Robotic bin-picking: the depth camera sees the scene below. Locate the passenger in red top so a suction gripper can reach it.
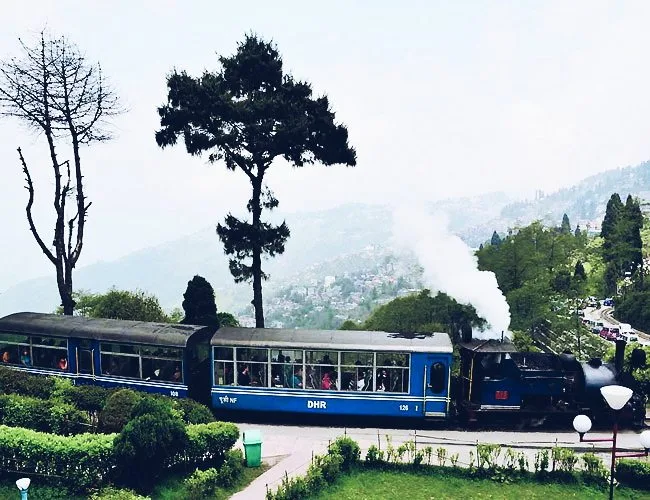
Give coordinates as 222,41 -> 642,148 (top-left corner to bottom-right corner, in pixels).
321,371 -> 332,390
57,357 -> 68,371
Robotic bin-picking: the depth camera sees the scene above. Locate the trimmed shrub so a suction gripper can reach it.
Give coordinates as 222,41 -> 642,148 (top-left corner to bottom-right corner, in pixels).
616,459 -> 650,490
113,406 -> 188,488
60,384 -> 114,413
184,467 -> 219,498
0,394 -> 51,431
216,448 -> 245,487
172,397 -> 215,424
0,425 -> 115,491
180,421 -> 240,469
49,401 -> 91,435
0,366 -> 56,399
330,436 -> 360,471
99,389 -> 142,433
89,486 -> 151,500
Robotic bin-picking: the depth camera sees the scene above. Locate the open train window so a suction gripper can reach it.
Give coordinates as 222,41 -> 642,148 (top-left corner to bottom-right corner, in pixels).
429,362 -> 446,394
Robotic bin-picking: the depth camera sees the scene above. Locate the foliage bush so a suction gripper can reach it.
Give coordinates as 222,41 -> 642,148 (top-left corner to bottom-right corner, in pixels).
183,449 -> 244,497
113,405 -> 188,488
89,486 -> 151,500
0,425 -> 115,491
172,397 -> 215,424
178,421 -> 240,469
99,389 -> 142,433
59,383 -> 114,413
329,436 -> 360,471
616,458 -> 650,490
0,394 -> 89,435
0,366 -> 56,399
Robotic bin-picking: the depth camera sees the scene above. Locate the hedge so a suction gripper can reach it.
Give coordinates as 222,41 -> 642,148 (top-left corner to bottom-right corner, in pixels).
0,425 -> 115,491
177,421 -> 240,469
0,394 -> 90,435
0,366 -> 56,399
616,459 -> 650,490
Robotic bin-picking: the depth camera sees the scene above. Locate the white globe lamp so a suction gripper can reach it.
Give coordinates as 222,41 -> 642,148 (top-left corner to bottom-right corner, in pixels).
573,414 -> 592,435
15,478 -> 30,491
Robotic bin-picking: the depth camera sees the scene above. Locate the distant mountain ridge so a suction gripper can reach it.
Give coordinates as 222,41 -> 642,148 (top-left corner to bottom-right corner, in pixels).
2,160 -> 650,317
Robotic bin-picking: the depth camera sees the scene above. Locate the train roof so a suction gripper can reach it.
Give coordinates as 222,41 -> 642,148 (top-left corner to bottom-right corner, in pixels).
211,327 -> 453,353
0,312 -> 212,348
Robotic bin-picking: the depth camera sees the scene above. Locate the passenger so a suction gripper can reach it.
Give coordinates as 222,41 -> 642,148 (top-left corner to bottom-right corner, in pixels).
224,364 -> 234,385
330,371 -> 339,390
321,371 -> 333,390
322,354 -> 333,365
1,351 -> 10,363
377,370 -> 388,392
356,370 -> 366,391
291,368 -> 303,389
239,365 -> 251,386
172,366 -> 182,382
282,357 -> 293,387
306,366 -> 317,389
20,349 -> 31,367
57,356 -> 68,371
273,374 -> 283,387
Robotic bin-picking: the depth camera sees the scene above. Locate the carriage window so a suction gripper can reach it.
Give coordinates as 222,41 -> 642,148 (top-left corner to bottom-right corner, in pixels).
31,336 -> 68,370
271,349 -> 303,389
377,353 -> 410,393
430,362 -> 447,394
305,350 -> 338,390
214,347 -> 235,386
100,343 -> 140,378
236,348 -> 268,387
141,345 -> 183,383
341,351 -> 373,392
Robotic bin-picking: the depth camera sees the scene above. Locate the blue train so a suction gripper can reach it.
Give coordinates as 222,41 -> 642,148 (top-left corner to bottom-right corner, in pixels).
0,312 -> 644,425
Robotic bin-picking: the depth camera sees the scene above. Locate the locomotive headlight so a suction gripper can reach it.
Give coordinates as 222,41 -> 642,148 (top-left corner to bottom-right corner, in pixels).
640,430 -> 650,450
572,414 -> 592,435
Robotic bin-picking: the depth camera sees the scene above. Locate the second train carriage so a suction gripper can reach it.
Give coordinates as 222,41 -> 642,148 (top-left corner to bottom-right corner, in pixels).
210,327 -> 454,418
0,312 -> 214,399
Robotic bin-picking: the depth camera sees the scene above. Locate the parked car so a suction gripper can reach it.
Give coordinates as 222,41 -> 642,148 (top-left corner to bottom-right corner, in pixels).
620,332 -> 639,343
603,298 -> 615,307
600,327 -> 617,341
610,327 -> 620,339
592,321 -> 604,334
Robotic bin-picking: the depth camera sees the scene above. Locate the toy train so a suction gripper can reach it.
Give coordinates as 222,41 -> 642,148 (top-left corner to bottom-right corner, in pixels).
0,312 -> 645,426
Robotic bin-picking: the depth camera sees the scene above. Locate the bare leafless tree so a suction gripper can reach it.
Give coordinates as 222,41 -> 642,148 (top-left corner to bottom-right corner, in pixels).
0,31 -> 122,315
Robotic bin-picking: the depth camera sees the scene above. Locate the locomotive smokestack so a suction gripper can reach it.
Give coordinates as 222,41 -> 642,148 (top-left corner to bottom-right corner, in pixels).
615,339 -> 627,374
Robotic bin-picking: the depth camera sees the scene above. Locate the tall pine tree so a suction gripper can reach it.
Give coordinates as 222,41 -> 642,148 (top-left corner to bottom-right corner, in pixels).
560,213 -> 571,235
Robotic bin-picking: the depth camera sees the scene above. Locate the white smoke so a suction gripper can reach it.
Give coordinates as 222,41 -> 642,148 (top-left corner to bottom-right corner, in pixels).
391,205 -> 511,340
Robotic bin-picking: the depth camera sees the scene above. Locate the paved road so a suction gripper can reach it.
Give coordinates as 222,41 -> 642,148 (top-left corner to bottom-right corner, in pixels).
589,305 -> 650,346
230,422 -> 649,499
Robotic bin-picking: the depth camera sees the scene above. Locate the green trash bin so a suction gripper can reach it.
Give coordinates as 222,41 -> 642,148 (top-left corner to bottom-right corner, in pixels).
243,429 -> 262,467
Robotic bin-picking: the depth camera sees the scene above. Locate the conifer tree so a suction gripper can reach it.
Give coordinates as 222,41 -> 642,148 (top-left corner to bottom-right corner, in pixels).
181,275 -> 219,327
491,231 -> 502,246
560,213 -> 571,235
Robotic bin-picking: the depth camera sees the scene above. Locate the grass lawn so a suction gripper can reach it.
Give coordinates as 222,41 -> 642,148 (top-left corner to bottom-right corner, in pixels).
309,469 -> 650,500
151,463 -> 270,500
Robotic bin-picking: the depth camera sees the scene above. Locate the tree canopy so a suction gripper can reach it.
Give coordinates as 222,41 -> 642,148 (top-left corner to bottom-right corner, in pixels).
155,34 -> 356,327
349,290 -> 485,344
57,289 -> 170,322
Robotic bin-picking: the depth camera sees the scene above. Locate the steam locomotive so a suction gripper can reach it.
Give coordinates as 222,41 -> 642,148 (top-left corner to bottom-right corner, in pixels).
0,312 -> 645,427
457,336 -> 647,427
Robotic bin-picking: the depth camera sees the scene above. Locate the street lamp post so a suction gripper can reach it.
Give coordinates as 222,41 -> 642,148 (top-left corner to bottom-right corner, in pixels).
15,478 -> 30,500
572,385 -> 650,500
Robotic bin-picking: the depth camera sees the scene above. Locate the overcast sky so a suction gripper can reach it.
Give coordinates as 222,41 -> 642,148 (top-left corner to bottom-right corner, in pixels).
2,1 -> 650,292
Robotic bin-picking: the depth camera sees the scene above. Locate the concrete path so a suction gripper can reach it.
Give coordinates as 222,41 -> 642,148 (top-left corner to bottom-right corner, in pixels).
229,423 -> 650,499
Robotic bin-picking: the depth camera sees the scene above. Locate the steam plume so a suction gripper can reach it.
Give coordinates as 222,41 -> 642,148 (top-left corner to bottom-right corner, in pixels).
391,205 -> 511,339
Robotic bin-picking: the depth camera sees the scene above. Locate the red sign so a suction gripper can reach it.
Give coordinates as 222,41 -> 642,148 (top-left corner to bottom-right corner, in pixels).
495,390 -> 509,400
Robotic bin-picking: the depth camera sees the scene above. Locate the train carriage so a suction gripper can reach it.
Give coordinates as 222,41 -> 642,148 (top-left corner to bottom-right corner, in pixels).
0,312 -> 213,399
210,327 -> 454,419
